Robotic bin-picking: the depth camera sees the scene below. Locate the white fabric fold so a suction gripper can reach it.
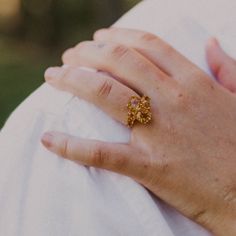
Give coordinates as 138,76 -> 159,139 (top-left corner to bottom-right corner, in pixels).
1,0 -> 236,235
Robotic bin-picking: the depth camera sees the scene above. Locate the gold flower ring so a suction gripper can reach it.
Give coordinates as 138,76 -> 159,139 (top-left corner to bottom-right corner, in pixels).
127,96 -> 152,128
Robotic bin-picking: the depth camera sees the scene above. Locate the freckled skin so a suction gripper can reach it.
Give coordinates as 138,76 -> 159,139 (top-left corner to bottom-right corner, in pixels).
44,28 -> 236,235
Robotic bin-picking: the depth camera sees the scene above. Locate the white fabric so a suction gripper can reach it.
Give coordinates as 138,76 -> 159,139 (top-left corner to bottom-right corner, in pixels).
0,0 -> 236,235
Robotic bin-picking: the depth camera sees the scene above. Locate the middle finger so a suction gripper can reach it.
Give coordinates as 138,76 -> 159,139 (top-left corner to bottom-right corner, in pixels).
62,41 -> 176,97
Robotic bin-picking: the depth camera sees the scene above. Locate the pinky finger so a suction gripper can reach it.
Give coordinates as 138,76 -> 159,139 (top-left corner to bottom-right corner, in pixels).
41,132 -> 146,178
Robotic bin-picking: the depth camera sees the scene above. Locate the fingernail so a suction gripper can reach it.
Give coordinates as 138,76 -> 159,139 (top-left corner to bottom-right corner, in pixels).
41,132 -> 54,148
44,67 -> 63,81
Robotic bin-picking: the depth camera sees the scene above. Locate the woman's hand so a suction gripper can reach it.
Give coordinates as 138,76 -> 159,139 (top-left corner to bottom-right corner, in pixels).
42,28 -> 236,235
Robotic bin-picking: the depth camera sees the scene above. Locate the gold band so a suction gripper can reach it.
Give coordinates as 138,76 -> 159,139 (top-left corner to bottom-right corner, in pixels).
127,96 -> 152,128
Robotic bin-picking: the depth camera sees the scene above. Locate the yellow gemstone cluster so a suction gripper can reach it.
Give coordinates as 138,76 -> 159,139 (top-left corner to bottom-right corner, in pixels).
127,96 -> 152,128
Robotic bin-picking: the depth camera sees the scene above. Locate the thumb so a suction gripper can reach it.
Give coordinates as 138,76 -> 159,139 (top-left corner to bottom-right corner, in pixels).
206,38 -> 236,93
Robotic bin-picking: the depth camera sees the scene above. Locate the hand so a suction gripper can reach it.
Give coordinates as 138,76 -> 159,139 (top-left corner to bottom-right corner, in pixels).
42,28 -> 236,235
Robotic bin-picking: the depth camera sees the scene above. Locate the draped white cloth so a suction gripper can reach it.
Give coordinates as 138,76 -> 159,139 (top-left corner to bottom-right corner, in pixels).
1,0 -> 236,235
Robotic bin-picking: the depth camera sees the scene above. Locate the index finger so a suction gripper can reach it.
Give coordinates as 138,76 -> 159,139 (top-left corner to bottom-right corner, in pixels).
41,132 -> 149,180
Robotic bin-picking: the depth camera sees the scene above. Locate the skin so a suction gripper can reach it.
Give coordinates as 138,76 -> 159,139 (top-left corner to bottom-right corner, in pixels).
41,28 -> 236,235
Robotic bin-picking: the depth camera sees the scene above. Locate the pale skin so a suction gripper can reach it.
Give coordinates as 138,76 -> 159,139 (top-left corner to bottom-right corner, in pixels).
41,28 -> 236,235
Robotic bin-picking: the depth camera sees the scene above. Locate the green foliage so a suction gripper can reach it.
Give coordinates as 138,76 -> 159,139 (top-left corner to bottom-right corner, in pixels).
0,63 -> 46,127
0,0 -> 141,128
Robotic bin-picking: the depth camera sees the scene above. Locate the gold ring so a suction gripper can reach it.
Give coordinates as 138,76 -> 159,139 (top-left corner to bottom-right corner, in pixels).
127,96 -> 152,128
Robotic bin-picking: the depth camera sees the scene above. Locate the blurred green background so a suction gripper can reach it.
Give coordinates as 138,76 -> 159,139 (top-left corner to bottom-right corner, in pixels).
0,0 -> 141,128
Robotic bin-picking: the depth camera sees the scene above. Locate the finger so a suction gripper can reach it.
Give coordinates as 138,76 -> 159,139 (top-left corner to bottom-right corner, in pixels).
93,27 -> 197,79
62,40 -> 175,96
41,131 -> 147,179
206,38 -> 236,93
45,66 -> 139,125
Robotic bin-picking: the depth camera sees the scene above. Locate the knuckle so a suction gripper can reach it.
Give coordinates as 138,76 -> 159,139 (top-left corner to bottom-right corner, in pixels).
140,32 -> 157,42
90,144 -> 109,167
139,32 -> 175,58
190,209 -> 208,225
223,186 -> 236,205
134,58 -> 150,73
109,44 -> 130,60
146,154 -> 170,187
60,138 -> 70,159
185,72 -> 215,93
183,70 -> 206,85
96,80 -> 113,98
161,44 -> 175,57
190,76 -> 203,87
110,155 -> 127,171
60,67 -> 76,85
